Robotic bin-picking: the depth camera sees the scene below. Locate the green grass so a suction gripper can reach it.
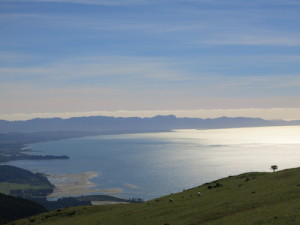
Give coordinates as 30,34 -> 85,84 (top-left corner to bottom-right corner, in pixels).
8,167 -> 300,225
0,182 -> 53,195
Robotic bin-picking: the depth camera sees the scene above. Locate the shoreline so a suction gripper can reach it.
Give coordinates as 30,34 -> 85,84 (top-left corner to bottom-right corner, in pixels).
46,171 -> 122,199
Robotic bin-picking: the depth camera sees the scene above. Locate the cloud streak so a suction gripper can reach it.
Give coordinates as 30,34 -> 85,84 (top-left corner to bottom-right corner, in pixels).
0,56 -> 188,87
1,0 -> 300,117
3,0 -> 300,6
195,34 -> 300,46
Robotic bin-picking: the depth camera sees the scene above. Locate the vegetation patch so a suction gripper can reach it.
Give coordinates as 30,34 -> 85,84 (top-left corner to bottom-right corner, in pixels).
0,165 -> 53,198
0,182 -> 51,195
0,193 -> 46,224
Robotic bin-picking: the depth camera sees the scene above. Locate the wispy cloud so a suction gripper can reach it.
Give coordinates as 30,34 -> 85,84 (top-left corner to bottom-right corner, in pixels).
1,0 -> 299,115
215,75 -> 300,93
0,0 -> 213,6
0,55 -> 189,86
178,0 -> 300,6
190,33 -> 300,46
3,0 -> 300,6
0,52 -> 36,65
164,24 -> 207,33
2,1 -> 298,46
0,11 -> 206,35
1,53 -> 299,91
0,0 -> 145,6
271,78 -> 300,88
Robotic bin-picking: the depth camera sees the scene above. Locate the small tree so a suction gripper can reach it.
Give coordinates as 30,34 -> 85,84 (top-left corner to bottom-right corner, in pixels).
271,165 -> 278,172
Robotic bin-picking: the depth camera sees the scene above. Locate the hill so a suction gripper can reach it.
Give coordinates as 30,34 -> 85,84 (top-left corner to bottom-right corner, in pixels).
1,115 -> 299,133
0,165 -> 53,198
0,193 -> 47,224
8,167 -> 300,225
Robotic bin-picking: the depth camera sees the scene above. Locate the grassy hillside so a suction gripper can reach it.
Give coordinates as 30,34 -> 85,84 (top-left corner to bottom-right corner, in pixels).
8,167 -> 300,225
0,165 -> 53,198
0,193 -> 47,224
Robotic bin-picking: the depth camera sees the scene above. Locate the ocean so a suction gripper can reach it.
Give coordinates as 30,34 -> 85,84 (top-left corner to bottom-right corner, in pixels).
5,126 -> 300,200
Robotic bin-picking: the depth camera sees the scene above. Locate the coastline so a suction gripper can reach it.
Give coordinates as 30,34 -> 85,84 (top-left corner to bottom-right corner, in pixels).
0,165 -> 131,208
0,131 -> 141,205
46,171 -> 122,198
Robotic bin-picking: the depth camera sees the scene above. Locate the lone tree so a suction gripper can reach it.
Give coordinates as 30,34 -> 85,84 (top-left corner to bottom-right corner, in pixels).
271,165 -> 278,172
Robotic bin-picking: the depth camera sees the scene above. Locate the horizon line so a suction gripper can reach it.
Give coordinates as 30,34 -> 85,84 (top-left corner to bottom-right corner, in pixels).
1,108 -> 300,121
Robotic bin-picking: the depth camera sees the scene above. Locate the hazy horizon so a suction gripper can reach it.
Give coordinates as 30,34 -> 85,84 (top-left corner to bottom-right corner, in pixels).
1,108 -> 300,121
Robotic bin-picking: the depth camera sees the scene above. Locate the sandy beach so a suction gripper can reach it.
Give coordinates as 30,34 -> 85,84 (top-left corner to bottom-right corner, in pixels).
46,171 -> 121,198
91,201 -> 129,205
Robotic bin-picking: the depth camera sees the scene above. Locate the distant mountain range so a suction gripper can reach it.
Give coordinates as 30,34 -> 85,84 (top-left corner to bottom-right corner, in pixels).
0,115 -> 299,133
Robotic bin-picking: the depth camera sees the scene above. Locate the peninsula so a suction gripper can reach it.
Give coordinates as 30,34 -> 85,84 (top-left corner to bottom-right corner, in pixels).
0,131 -> 98,163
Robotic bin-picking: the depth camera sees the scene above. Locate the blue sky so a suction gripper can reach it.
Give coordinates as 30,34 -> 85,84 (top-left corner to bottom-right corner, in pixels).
1,0 -> 300,120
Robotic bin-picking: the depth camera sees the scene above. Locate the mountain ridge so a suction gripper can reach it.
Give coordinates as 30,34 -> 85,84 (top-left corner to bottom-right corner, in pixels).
1,115 -> 299,133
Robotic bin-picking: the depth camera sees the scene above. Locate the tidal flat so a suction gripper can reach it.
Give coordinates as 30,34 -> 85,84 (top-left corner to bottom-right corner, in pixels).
47,172 -> 122,198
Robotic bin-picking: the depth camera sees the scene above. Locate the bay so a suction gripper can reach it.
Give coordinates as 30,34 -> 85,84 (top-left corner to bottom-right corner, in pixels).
5,126 -> 300,200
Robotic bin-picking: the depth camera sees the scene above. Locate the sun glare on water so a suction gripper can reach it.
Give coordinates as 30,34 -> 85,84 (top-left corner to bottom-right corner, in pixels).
171,126 -> 300,145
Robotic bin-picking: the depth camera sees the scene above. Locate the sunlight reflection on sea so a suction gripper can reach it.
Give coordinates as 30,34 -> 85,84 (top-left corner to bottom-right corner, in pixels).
5,126 -> 300,200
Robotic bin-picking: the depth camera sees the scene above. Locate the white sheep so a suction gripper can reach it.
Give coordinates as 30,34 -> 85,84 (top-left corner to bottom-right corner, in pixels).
197,191 -> 202,197
169,198 -> 174,203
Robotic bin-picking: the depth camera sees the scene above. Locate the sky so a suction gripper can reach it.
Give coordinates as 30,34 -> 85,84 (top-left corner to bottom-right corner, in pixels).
1,0 -> 300,121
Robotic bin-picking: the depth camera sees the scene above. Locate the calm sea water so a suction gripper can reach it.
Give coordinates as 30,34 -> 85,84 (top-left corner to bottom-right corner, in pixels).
5,126 -> 300,200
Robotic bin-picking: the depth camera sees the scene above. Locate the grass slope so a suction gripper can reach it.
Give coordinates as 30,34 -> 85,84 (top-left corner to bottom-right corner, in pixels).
0,193 -> 47,224
9,167 -> 300,225
0,165 -> 53,198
